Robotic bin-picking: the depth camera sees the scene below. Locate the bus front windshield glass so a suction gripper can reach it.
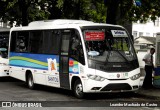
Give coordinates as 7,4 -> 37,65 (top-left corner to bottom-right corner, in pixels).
82,27 -> 137,63
0,32 -> 9,58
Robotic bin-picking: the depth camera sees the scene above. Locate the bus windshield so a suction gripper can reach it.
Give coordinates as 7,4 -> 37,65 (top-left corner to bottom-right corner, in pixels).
0,31 -> 9,58
82,27 -> 137,63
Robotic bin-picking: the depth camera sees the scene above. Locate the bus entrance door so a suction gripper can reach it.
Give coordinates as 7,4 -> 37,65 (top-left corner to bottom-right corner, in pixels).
59,30 -> 71,89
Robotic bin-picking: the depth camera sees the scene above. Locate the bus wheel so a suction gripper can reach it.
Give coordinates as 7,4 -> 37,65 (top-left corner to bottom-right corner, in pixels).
27,73 -> 35,89
73,79 -> 84,98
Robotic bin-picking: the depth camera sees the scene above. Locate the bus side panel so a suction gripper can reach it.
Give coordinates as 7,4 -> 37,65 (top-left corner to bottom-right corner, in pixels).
9,66 -> 26,81
9,52 -> 83,89
34,72 -> 47,85
9,52 -> 61,87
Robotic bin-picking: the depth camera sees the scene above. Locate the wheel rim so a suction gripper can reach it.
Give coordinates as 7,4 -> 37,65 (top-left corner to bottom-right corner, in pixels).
75,83 -> 83,97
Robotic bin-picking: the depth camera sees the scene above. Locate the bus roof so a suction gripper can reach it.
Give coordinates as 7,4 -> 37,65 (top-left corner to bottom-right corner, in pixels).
11,19 -> 124,31
28,19 -> 94,26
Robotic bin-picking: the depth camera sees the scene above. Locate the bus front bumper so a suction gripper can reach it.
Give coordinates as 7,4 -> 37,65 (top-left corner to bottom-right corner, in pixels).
82,78 -> 140,93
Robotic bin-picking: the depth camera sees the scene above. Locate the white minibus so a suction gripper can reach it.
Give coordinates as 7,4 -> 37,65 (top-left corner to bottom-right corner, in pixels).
9,20 -> 140,98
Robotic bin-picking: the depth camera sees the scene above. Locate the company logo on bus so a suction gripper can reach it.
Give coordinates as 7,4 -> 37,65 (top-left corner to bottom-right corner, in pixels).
117,74 -> 120,78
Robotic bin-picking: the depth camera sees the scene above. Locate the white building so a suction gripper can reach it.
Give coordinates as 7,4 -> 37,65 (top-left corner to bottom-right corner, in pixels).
132,18 -> 160,38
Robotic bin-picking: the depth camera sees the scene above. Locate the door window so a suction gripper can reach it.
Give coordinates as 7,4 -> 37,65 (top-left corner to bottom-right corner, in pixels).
61,30 -> 70,55
70,31 -> 85,65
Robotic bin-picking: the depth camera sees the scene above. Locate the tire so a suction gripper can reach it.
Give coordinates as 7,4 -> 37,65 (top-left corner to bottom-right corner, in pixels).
73,79 -> 84,99
27,73 -> 35,89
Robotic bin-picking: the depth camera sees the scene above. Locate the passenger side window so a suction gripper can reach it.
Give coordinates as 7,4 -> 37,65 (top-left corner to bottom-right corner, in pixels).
16,31 -> 29,52
43,30 -> 61,54
29,31 -> 43,53
70,31 -> 85,65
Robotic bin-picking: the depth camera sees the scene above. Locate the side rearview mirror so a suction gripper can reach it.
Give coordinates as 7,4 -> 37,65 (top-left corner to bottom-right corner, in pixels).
0,48 -> 7,51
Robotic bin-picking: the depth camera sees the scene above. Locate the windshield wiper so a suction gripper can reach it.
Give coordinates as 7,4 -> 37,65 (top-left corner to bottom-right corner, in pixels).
105,40 -> 112,63
105,51 -> 111,63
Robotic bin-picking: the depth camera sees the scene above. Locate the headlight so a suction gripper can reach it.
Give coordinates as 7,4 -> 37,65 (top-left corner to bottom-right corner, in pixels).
130,73 -> 141,80
87,74 -> 105,81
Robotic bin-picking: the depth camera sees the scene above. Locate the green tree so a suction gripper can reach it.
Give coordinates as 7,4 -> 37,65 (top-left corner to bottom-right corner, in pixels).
0,0 -> 49,26
47,0 -> 62,19
59,0 -> 106,22
104,0 -> 160,25
104,0 -> 134,25
1,0 -> 160,26
130,0 -> 160,23
0,0 -> 10,23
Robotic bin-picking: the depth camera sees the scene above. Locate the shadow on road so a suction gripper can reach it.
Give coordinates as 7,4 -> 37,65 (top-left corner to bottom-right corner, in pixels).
0,77 -> 155,100
0,77 -> 21,82
18,83 -> 148,100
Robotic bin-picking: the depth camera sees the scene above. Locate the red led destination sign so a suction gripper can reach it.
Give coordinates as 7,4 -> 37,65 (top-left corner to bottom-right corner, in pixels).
85,31 -> 105,41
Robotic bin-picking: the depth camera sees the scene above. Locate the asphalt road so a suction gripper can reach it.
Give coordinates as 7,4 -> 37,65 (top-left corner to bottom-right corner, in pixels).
0,77 -> 159,110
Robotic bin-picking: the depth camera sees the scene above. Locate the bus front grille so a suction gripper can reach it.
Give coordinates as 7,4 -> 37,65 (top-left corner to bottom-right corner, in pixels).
101,83 -> 132,91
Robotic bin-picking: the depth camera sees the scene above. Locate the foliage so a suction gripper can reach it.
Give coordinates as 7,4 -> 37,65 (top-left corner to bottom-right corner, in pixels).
0,0 -> 50,26
128,0 -> 160,23
0,0 -> 160,26
105,0 -> 160,24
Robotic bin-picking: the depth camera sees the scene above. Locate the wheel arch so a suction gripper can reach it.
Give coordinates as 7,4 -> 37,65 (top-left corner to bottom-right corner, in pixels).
71,76 -> 81,90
